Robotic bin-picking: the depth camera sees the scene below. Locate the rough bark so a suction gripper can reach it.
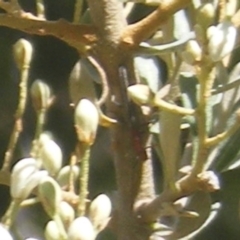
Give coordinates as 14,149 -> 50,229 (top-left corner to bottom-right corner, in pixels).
87,1 -> 154,239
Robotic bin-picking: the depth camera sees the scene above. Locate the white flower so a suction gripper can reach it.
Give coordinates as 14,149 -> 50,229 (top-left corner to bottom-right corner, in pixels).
207,20 -> 237,62
11,158 -> 38,199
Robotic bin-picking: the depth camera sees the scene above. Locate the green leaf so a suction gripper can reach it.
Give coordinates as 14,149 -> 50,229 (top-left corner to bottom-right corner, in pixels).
179,72 -> 198,135
173,9 -> 191,40
213,126 -> 240,172
134,56 -> 162,93
68,59 -> 97,105
136,32 -> 195,56
212,62 -> 240,132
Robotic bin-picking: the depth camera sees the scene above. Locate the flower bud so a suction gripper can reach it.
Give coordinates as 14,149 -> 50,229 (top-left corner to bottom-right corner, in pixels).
88,194 -> 111,230
182,40 -> 202,65
31,80 -> 53,111
21,170 -> 48,200
127,84 -> 153,105
207,20 -> 237,62
13,38 -> 33,70
74,99 -> 99,145
11,158 -> 38,199
68,217 -> 95,240
59,201 -> 75,228
45,220 -> 61,240
69,60 -> 97,105
38,176 -> 62,218
196,3 -> 215,29
36,2 -> 45,19
0,224 -> 13,240
57,165 -> 80,187
39,137 -> 62,176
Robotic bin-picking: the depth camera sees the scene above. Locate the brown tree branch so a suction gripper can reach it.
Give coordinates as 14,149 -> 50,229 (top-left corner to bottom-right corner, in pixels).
135,172 -> 219,223
87,1 -> 155,238
121,0 -> 191,47
0,14 -> 97,52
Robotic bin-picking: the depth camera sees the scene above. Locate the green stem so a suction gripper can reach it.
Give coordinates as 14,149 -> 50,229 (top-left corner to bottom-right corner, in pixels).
30,108 -> 46,158
78,145 -> 90,216
191,64 -> 215,175
21,197 -> 40,207
35,108 -> 46,139
73,0 -> 83,23
2,66 -> 29,171
1,199 -> 21,229
69,154 -> 77,193
206,120 -> 240,147
154,98 -> 195,115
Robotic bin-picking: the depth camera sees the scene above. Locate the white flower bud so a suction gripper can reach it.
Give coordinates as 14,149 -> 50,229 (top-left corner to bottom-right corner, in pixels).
57,165 -> 80,187
182,40 -> 202,64
74,99 -> 99,145
0,224 -> 13,240
88,194 -> 111,230
207,20 -> 237,62
45,220 -> 61,240
69,60 -> 97,105
39,137 -> 62,176
59,201 -> 75,228
21,170 -> 48,200
31,80 -> 53,111
13,38 -> 33,70
38,176 -> 62,218
68,217 -> 95,240
127,84 -> 153,105
11,158 -> 38,199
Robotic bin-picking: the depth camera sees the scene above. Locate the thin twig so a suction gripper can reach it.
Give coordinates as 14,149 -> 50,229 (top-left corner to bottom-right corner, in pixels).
78,145 -> 90,216
69,154 -> 77,193
154,98 -> 195,115
2,63 -> 30,171
1,199 -> 22,229
191,64 -> 215,176
206,119 -> 240,147
88,56 -> 109,106
121,0 -> 191,47
73,0 -> 83,23
211,77 -> 240,94
219,0 -> 227,21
